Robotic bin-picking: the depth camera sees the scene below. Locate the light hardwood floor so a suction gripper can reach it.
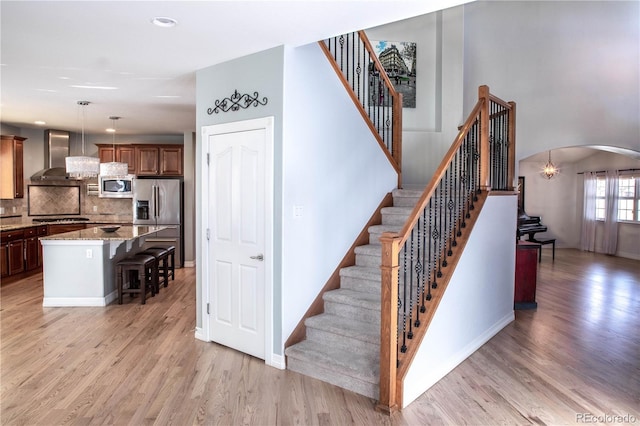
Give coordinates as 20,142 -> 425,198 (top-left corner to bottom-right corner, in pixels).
1,249 -> 638,425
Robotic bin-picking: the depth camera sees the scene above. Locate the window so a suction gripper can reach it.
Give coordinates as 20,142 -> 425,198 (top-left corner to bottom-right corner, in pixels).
595,174 -> 639,222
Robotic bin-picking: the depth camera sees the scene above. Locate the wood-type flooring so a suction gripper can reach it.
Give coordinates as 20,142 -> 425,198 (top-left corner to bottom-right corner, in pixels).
1,248 -> 638,425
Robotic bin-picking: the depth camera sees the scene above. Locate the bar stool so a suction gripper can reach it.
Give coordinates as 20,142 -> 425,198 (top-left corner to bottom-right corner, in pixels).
148,245 -> 175,281
140,247 -> 170,290
116,254 -> 157,305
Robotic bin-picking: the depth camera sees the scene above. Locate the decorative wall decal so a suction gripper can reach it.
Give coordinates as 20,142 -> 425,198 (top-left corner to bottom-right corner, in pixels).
207,90 -> 268,114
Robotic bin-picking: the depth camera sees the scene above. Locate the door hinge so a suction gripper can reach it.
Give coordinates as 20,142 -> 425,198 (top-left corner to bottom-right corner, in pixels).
206,153 -> 210,165
206,228 -> 210,240
206,303 -> 210,315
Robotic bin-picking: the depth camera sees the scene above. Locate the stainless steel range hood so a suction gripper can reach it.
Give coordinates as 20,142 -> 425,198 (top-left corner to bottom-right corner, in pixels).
30,130 -> 75,180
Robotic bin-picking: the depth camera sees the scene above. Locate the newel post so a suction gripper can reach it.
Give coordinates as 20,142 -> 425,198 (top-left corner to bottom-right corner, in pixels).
478,85 -> 491,191
507,101 -> 517,191
377,232 -> 401,413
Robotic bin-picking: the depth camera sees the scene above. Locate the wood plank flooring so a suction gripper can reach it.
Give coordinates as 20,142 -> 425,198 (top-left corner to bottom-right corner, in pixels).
1,249 -> 638,425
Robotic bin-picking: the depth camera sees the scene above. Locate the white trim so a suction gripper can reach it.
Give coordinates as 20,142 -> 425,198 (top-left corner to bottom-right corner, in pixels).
201,117 -> 275,365
270,353 -> 286,370
194,327 -> 206,341
183,260 -> 196,268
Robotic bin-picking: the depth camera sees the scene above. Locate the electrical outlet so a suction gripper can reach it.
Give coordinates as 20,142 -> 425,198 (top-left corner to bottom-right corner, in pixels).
86,249 -> 93,259
12,206 -> 17,213
93,206 -> 98,212
0,207 -> 5,214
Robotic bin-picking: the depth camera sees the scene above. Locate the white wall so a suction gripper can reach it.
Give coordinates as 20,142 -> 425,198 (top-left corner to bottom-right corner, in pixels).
281,43 -> 398,351
403,194 -> 517,407
367,7 -> 465,187
519,150 -> 640,259
463,1 -> 640,161
195,43 -> 397,357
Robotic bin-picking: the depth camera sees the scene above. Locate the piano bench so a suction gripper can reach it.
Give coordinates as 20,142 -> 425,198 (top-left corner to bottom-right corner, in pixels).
532,238 -> 555,262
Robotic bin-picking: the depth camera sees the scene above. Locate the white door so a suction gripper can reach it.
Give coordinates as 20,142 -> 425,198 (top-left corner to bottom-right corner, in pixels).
205,118 -> 272,360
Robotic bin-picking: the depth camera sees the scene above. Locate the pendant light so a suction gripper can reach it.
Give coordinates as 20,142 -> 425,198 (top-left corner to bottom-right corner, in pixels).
542,150 -> 559,179
99,116 -> 128,177
65,101 -> 100,179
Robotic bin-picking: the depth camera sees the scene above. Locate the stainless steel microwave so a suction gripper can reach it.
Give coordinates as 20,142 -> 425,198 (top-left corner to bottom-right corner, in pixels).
98,175 -> 134,198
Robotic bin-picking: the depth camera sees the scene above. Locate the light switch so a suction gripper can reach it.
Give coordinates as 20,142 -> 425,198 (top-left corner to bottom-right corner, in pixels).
86,249 -> 93,259
293,205 -> 304,218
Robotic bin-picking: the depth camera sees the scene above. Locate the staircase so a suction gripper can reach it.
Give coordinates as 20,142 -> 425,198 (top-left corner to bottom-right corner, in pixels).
285,188 -> 423,399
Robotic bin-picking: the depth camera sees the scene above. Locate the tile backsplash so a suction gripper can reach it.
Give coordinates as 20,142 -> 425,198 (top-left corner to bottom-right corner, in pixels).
0,179 -> 132,222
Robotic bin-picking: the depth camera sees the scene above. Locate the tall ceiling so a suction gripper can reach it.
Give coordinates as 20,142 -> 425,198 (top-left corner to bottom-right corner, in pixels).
1,0 -> 469,137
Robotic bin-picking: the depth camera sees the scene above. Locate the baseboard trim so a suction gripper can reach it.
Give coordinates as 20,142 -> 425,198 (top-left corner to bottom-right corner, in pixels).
43,296 -> 110,307
402,311 -> 515,408
194,327 -> 206,341
269,353 -> 286,370
184,260 -> 196,268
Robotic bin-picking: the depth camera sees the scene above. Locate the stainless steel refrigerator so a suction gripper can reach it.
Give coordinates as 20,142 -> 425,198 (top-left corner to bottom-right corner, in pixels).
132,178 -> 183,267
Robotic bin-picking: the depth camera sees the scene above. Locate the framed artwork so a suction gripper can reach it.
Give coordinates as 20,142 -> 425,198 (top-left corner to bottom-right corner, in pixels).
518,176 -> 525,211
371,40 -> 416,108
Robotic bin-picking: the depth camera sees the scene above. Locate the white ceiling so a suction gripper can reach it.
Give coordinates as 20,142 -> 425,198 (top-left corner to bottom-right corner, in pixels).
0,0 -> 469,137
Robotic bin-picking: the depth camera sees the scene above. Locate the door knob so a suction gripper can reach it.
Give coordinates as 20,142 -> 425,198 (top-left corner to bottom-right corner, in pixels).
250,254 -> 264,261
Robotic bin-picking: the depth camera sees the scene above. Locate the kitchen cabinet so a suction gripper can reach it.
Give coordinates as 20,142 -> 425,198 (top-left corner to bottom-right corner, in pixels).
99,143 -> 183,176
47,223 -> 86,235
97,145 -> 136,174
135,145 -> 183,176
0,135 -> 26,199
1,229 -> 25,277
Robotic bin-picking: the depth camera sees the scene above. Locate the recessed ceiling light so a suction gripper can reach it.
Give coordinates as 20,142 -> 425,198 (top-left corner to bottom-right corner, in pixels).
151,16 -> 178,28
154,95 -> 181,98
70,85 -> 118,90
34,121 -> 46,126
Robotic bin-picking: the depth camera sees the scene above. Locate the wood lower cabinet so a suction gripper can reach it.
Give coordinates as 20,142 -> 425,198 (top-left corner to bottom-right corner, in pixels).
0,135 -> 25,199
1,229 -> 25,277
47,223 -> 86,235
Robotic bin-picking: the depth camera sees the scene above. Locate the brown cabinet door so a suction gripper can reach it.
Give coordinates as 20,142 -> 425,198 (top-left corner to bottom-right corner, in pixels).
8,240 -> 24,275
25,237 -> 39,271
136,146 -> 159,175
14,139 -> 23,198
159,146 -> 183,175
0,135 -> 26,199
47,224 -> 86,235
117,146 -> 136,174
98,146 -> 116,163
0,244 -> 8,278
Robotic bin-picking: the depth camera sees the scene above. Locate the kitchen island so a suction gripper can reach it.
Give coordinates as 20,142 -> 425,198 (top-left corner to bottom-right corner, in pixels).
40,225 -> 166,307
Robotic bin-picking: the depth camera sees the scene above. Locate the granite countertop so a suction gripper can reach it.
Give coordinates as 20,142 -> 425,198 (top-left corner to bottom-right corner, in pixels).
0,220 -> 132,232
40,225 -> 166,241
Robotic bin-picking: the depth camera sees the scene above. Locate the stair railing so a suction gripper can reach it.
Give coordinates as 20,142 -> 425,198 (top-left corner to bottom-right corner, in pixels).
320,31 -> 403,187
378,85 -> 515,412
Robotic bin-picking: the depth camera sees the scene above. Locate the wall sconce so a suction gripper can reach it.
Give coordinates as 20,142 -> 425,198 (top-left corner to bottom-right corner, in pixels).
542,150 -> 559,179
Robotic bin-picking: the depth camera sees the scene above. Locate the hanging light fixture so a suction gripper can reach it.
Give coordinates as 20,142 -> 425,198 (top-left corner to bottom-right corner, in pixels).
99,116 -> 128,176
542,150 -> 559,179
65,101 -> 100,179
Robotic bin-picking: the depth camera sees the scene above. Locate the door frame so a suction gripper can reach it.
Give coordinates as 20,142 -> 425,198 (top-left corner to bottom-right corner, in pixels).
200,116 -> 275,367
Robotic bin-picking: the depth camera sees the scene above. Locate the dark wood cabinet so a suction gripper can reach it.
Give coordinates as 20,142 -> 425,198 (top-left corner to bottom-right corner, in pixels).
47,223 -> 86,235
514,241 -> 540,309
1,225 -> 49,282
0,135 -> 25,199
159,146 -> 183,175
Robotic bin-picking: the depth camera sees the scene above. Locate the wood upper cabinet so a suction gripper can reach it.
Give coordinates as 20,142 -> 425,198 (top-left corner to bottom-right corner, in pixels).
136,146 -> 160,175
98,143 -> 183,176
0,135 -> 25,199
97,145 -> 136,174
135,145 -> 183,176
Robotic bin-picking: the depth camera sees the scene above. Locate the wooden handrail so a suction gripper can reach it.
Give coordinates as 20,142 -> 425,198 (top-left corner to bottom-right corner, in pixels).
378,85 -> 516,411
